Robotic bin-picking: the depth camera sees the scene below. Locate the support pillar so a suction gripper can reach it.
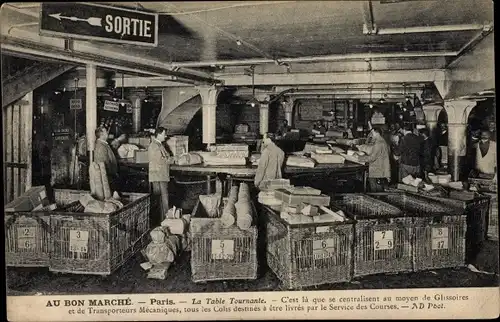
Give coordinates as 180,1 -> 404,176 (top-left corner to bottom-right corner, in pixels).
129,90 -> 146,134
282,97 -> 295,127
198,85 -> 221,149
86,64 -> 97,161
443,99 -> 477,181
422,104 -> 443,140
257,95 -> 271,135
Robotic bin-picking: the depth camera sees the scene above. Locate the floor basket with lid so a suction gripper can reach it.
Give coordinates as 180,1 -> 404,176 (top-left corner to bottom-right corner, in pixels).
333,193 -> 412,277
261,205 -> 354,289
190,196 -> 258,282
370,192 -> 467,271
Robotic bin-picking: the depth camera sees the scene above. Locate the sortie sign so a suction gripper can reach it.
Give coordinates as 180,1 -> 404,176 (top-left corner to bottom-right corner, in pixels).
39,2 -> 159,47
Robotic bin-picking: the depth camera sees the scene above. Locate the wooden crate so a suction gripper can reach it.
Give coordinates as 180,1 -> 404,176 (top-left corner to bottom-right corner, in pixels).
483,192 -> 498,241
5,211 -> 51,267
261,205 -> 354,289
190,197 -> 258,282
371,192 -> 466,271
49,192 -> 150,275
333,194 -> 411,277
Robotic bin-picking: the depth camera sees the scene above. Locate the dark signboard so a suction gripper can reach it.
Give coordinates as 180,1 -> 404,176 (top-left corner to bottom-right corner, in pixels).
40,2 -> 158,47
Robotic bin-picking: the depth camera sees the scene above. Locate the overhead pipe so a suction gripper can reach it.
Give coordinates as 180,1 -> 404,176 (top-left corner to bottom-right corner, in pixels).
366,23 -> 490,36
175,51 -> 457,68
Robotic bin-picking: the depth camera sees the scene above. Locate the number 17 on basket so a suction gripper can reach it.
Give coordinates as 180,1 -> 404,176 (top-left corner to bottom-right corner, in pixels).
211,240 -> 235,260
431,228 -> 449,250
374,231 -> 394,250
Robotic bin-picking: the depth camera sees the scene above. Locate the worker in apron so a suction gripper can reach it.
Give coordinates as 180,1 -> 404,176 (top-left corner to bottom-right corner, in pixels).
254,133 -> 285,190
148,127 -> 175,226
94,126 -> 119,192
474,130 -> 497,177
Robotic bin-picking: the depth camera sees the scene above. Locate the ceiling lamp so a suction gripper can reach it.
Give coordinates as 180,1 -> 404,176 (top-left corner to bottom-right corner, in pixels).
248,97 -> 260,108
379,96 -> 386,104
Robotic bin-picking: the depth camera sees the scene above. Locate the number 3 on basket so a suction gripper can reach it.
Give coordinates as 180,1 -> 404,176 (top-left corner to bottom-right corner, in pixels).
69,230 -> 89,253
211,240 -> 235,260
374,231 -> 394,250
431,228 -> 449,250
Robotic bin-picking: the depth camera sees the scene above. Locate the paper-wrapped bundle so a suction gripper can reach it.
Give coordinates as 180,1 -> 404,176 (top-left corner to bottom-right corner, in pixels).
221,201 -> 236,228
284,186 -> 322,196
228,186 -> 239,204
145,229 -> 175,265
215,150 -> 249,158
176,153 -> 203,166
203,154 -> 247,166
161,218 -> 187,235
97,162 -> 112,199
238,183 -> 251,201
89,162 -> 105,200
215,144 -> 249,152
117,144 -> 140,159
235,200 -> 253,230
285,214 -> 314,224
84,200 -> 119,214
147,263 -> 171,280
311,152 -> 345,164
199,194 -> 222,218
286,156 -> 316,168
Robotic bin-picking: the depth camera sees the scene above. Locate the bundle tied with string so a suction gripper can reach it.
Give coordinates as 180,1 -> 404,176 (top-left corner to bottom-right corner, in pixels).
235,183 -> 253,230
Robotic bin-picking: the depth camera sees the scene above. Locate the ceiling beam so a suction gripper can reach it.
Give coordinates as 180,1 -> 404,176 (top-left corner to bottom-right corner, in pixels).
373,24 -> 490,36
446,25 -> 494,68
58,77 -> 195,89
217,69 -> 446,86
3,27 -> 217,82
3,61 -> 76,107
173,51 -> 457,68
1,36 -> 217,84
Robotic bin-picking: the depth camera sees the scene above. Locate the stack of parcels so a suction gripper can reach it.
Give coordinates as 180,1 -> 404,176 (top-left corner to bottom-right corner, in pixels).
141,207 -> 191,279
202,144 -> 249,166
250,153 -> 261,166
286,155 -> 316,168
274,187 -> 347,224
258,179 -> 292,211
5,186 -> 53,212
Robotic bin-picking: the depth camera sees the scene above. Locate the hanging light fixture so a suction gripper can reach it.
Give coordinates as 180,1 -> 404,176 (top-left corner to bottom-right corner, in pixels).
247,65 -> 260,108
118,72 -> 131,107
367,86 -> 374,109
379,85 -> 389,104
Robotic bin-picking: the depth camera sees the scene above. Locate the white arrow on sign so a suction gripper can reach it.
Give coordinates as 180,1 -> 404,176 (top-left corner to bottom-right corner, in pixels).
49,13 -> 102,27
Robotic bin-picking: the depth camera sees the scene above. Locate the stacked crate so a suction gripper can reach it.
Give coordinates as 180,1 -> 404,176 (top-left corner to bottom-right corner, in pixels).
370,192 -> 466,271
261,205 -> 354,289
333,194 -> 411,277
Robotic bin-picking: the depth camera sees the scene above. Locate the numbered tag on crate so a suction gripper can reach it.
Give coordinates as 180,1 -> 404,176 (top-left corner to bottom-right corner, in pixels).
17,227 -> 36,250
211,239 -> 234,260
69,230 -> 89,253
431,227 -> 449,250
374,230 -> 394,250
313,238 -> 335,259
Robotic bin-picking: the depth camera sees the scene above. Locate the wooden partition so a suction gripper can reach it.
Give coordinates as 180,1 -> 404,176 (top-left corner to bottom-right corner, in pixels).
3,92 -> 33,204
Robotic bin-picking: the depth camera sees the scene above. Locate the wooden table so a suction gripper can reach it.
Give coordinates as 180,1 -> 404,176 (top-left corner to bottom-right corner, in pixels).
118,159 -> 368,195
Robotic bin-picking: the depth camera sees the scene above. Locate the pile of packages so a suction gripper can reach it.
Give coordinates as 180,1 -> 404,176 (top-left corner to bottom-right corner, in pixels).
199,183 -> 255,231
289,143 -> 346,167
201,144 -> 249,166
5,186 -> 53,212
258,179 -> 347,224
141,206 -> 191,279
84,162 -> 125,213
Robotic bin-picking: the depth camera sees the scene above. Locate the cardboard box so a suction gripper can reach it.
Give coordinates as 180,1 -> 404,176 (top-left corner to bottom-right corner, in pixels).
274,189 -> 330,206
166,136 -> 188,156
134,149 -> 149,163
138,137 -> 151,149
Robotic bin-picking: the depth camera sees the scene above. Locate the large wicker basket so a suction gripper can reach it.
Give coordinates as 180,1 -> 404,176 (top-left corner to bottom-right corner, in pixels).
370,192 -> 466,271
482,192 -> 498,241
412,191 -> 490,262
190,197 -> 258,282
333,194 -> 411,277
261,205 -> 354,289
5,210 -> 51,267
49,192 -> 150,275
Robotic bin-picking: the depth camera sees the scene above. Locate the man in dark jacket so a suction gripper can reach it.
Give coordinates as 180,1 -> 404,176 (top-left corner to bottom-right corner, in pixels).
394,125 -> 423,181
419,128 -> 438,180
94,126 -> 119,191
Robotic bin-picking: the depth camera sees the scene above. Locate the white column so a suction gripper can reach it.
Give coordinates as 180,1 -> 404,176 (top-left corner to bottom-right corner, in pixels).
86,64 -> 97,161
443,99 -> 477,181
198,85 -> 220,147
129,90 -> 146,133
282,97 -> 295,127
422,103 -> 443,139
257,95 -> 271,135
